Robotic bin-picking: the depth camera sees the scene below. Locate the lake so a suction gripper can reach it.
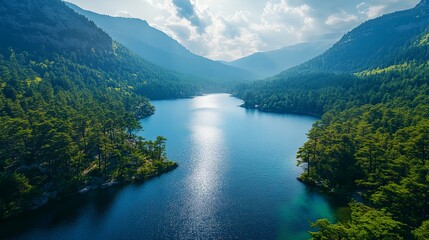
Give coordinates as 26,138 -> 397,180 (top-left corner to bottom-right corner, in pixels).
1,94 -> 341,240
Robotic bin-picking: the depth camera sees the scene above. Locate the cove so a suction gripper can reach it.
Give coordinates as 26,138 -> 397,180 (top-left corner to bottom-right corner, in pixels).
1,94 -> 341,240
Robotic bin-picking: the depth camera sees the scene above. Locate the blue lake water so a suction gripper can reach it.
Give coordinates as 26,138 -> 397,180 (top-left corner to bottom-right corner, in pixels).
1,94 -> 340,239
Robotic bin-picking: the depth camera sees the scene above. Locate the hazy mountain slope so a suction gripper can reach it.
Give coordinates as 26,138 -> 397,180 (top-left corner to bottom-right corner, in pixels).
66,2 -> 255,83
289,0 -> 429,74
227,42 -> 333,78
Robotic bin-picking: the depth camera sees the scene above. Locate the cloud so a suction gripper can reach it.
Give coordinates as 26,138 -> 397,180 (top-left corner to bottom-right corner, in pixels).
115,10 -> 135,18
249,0 -> 317,50
325,12 -> 359,26
221,11 -> 250,39
261,0 -> 311,26
167,24 -> 192,40
357,3 -> 387,19
145,0 -> 169,9
172,0 -> 206,33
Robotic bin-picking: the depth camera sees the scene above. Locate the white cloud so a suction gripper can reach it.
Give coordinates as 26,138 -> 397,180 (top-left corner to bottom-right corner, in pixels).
358,3 -> 387,19
145,0 -> 171,10
367,5 -> 386,18
115,10 -> 135,18
325,12 -> 358,26
251,0 -> 315,49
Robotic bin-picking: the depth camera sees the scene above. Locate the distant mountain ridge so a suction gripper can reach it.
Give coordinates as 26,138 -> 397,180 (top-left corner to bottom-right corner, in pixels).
66,2 -> 255,83
286,0 -> 429,74
227,41 -> 333,78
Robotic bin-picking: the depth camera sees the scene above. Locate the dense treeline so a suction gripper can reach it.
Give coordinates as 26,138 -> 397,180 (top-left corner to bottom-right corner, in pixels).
235,72 -> 357,116
235,59 -> 429,117
0,46 -> 183,219
235,28 -> 429,239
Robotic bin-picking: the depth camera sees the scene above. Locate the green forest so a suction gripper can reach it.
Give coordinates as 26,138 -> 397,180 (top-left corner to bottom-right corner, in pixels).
235,27 -> 429,240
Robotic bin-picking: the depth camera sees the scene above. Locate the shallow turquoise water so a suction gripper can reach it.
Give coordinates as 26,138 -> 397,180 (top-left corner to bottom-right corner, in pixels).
1,94 -> 339,240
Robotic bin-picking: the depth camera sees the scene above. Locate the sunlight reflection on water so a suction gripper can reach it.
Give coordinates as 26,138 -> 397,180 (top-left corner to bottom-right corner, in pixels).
179,95 -> 229,238
192,94 -> 220,110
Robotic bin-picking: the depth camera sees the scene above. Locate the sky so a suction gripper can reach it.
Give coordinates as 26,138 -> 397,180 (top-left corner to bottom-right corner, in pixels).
66,0 -> 420,61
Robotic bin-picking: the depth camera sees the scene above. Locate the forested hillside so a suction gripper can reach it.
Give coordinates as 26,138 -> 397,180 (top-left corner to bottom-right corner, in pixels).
280,0 -> 429,74
0,0 -> 197,219
235,1 -> 429,238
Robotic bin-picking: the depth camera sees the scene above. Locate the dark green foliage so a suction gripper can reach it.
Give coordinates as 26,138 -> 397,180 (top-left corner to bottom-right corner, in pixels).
0,0 -> 112,52
235,72 -> 358,116
310,203 -> 405,240
0,173 -> 35,218
413,220 -> 429,240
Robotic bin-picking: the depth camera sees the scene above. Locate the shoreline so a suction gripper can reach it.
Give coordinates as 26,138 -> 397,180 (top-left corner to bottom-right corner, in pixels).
239,104 -> 322,118
232,95 -> 323,118
1,162 -> 178,221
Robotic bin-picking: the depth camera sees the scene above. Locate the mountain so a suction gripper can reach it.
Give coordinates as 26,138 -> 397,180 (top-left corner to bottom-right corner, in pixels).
65,2 -> 255,83
0,0 -> 197,219
1,0 -> 203,99
289,0 -> 429,73
0,0 -> 111,51
227,41 -> 333,78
